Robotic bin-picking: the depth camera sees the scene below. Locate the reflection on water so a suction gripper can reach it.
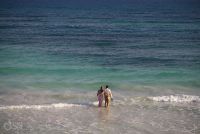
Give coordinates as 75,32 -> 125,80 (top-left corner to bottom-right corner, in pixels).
0,101 -> 199,134
97,107 -> 111,122
0,90 -> 199,133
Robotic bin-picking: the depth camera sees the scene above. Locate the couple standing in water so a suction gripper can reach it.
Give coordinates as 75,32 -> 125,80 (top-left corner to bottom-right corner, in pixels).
97,85 -> 113,107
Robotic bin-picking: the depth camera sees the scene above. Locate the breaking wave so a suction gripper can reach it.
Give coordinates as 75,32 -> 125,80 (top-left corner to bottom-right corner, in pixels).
0,103 -> 85,110
148,94 -> 200,102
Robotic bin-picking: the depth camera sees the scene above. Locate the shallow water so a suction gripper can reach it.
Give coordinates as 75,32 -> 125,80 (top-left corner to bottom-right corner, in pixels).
0,92 -> 199,134
0,90 -> 200,134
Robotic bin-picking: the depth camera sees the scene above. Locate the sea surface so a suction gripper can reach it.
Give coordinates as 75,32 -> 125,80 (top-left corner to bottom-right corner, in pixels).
0,1 -> 200,134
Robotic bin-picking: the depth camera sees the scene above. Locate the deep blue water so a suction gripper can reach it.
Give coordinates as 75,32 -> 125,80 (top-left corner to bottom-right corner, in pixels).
0,2 -> 200,92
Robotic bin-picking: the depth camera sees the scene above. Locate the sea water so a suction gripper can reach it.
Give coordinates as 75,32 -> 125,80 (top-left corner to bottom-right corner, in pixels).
0,1 -> 200,134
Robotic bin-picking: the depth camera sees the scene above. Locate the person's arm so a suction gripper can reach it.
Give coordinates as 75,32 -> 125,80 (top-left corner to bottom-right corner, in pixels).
109,89 -> 113,99
110,92 -> 113,98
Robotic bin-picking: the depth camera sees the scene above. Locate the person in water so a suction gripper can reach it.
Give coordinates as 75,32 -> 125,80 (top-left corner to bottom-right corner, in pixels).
97,86 -> 104,107
104,85 -> 113,107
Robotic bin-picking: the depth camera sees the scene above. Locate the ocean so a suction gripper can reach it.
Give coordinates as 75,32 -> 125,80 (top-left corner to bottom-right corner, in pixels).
0,1 -> 200,133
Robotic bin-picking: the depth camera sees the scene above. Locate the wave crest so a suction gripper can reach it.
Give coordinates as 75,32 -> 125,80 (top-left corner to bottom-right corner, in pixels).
0,103 -> 84,110
148,95 -> 200,102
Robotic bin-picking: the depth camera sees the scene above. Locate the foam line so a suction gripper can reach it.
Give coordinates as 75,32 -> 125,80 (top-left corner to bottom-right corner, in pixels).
0,103 -> 84,110
148,95 -> 200,102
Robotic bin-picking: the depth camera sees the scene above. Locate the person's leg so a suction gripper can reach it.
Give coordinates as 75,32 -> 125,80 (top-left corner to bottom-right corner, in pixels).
98,96 -> 101,107
107,97 -> 110,107
105,97 -> 108,107
105,97 -> 107,107
99,98 -> 103,107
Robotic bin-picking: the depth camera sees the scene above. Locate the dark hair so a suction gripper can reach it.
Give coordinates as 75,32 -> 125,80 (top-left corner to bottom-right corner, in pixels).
100,86 -> 103,92
106,85 -> 109,88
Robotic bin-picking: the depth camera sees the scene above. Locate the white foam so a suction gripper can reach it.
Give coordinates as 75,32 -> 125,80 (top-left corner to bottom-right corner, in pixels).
0,103 -> 84,110
91,101 -> 99,106
148,95 -> 200,102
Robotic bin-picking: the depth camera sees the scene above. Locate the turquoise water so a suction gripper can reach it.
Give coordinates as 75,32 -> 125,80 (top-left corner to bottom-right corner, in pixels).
0,7 -> 200,92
